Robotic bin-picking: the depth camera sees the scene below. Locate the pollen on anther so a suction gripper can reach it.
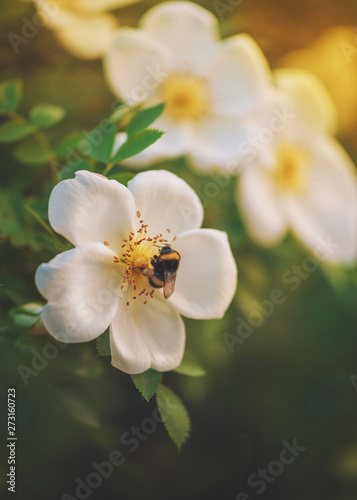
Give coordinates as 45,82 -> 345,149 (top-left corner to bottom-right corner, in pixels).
144,300 -> 147,305
137,211 -> 141,218
173,236 -> 177,241
104,241 -> 109,246
166,229 -> 171,233
126,301 -> 130,306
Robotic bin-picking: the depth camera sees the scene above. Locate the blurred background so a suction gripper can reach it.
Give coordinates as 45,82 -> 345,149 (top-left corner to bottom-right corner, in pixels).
1,0 -> 357,499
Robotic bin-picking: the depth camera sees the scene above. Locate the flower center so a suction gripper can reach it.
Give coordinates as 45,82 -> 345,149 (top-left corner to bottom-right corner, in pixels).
160,73 -> 209,122
273,144 -> 308,193
105,212 -> 175,306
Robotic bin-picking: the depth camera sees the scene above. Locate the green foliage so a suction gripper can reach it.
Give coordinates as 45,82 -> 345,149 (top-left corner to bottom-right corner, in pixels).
173,356 -> 207,377
55,133 -> 83,158
9,302 -> 44,329
109,103 -> 137,124
29,104 -> 66,129
156,384 -> 190,450
112,128 -> 164,163
0,121 -> 35,143
25,205 -> 65,249
96,330 -> 111,356
80,122 -> 116,163
108,171 -> 136,185
59,158 -> 93,180
0,79 -> 23,113
0,190 -> 23,234
130,369 -> 163,402
14,137 -> 52,165
127,103 -> 165,135
28,200 -> 49,221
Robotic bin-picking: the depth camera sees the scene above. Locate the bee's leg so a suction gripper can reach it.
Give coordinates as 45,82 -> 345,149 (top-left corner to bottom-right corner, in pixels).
141,268 -> 154,278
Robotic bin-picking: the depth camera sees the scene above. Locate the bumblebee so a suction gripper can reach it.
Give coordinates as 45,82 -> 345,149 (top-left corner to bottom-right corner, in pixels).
142,245 -> 181,299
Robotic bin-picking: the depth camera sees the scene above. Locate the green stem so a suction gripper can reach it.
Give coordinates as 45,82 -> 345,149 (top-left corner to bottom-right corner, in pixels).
102,162 -> 115,177
25,205 -> 64,248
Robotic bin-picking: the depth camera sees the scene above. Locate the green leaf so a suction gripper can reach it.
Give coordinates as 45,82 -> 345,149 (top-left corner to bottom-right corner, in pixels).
14,137 -> 52,165
29,103 -> 65,129
109,103 -> 134,124
25,205 -> 63,246
96,330 -> 111,356
108,171 -> 136,185
0,121 -> 35,143
0,79 -> 23,113
127,103 -> 165,135
59,158 -> 93,180
9,302 -> 44,329
156,384 -> 190,450
112,129 -> 164,163
173,357 -> 207,377
131,369 -> 162,402
55,132 -> 83,158
79,122 -> 116,163
28,200 -> 49,221
0,190 -> 23,234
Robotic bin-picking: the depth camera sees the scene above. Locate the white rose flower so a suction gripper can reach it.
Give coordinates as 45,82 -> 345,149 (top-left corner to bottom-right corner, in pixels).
236,68 -> 357,264
103,1 -> 272,171
35,170 -> 237,374
33,0 -> 140,59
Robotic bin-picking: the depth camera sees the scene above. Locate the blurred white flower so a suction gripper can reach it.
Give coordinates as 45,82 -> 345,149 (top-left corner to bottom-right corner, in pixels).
33,0 -> 140,59
280,26 -> 357,136
236,69 -> 357,265
35,170 -> 237,374
104,1 -> 272,171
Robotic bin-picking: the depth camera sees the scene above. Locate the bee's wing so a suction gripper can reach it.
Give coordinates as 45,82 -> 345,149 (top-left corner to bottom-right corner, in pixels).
163,270 -> 176,299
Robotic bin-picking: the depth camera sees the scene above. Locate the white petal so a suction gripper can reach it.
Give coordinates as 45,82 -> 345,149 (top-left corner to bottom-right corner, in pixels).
139,1 -> 220,71
110,295 -> 185,374
284,135 -> 357,264
56,13 -> 119,59
49,170 -> 136,250
128,170 -> 203,238
169,229 -> 237,319
274,68 -> 338,135
34,0 -> 73,28
237,167 -> 288,245
103,28 -> 174,103
207,34 -> 272,116
113,117 -> 190,167
35,242 -> 123,342
187,114 -> 248,173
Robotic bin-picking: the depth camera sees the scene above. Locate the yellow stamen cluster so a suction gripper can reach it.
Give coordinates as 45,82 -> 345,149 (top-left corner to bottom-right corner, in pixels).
105,211 -> 173,306
274,144 -> 309,193
160,73 -> 209,122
